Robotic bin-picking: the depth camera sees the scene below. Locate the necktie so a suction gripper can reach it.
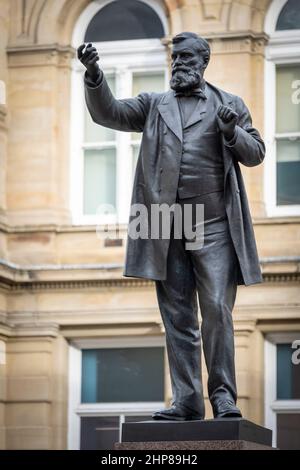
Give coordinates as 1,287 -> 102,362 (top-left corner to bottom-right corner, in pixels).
174,89 -> 207,99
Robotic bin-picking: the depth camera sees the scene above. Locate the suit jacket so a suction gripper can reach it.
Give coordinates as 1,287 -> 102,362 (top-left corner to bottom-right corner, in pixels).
84,72 -> 265,285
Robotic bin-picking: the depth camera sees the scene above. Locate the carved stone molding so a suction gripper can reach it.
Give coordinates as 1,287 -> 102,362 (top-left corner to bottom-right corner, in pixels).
210,32 -> 268,56
262,273 -> 300,283
10,322 -> 59,338
0,270 -> 298,292
163,31 -> 268,56
200,0 -> 225,21
0,278 -> 153,291
7,44 -> 75,69
0,104 -> 7,130
7,0 -> 273,55
1,216 -> 299,235
10,0 -> 48,45
0,322 -> 59,339
0,254 -> 299,291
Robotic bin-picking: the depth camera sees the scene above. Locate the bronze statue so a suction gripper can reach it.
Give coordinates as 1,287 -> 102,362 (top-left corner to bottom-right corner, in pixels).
78,32 -> 265,421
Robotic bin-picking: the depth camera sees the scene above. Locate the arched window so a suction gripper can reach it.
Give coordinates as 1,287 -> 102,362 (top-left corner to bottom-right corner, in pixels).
70,0 -> 168,224
264,0 -> 300,216
84,0 -> 164,41
276,0 -> 300,30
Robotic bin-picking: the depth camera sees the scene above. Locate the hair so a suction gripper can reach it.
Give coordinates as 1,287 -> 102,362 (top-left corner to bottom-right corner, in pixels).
172,32 -> 211,65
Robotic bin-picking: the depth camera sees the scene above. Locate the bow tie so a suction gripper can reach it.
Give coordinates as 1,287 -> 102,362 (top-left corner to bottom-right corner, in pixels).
174,89 -> 207,99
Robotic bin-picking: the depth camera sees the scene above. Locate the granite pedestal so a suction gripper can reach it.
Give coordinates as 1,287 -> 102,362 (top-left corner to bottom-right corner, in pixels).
115,418 -> 274,450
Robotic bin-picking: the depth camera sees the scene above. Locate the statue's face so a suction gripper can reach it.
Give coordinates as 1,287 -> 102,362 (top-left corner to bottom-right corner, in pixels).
170,39 -> 208,92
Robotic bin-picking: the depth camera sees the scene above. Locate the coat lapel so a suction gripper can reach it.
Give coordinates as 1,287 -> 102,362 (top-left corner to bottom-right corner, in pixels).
206,82 -> 235,181
222,93 -> 234,181
158,91 -> 182,142
184,97 -> 207,129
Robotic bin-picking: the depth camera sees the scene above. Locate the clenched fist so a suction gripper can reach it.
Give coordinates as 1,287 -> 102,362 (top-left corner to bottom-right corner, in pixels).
216,105 -> 238,141
77,42 -> 100,82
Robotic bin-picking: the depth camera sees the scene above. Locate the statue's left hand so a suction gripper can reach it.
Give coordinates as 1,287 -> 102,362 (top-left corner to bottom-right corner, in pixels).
216,105 -> 238,141
77,43 -> 100,82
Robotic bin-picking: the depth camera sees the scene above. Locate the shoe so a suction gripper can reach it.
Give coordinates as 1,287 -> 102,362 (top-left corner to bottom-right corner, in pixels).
152,404 -> 203,421
212,398 -> 242,418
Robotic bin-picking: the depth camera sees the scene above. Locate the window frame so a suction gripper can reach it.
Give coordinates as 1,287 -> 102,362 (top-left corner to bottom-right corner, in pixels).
264,0 -> 300,217
70,0 -> 169,225
68,336 -> 165,450
264,332 -> 300,448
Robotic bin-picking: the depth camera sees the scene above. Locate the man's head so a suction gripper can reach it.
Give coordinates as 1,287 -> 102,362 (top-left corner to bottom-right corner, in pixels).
170,32 -> 211,92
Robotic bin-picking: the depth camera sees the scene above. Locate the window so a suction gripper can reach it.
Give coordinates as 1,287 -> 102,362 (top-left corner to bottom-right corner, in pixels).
81,347 -> 164,403
83,75 -> 117,216
276,0 -> 300,30
84,0 -> 164,42
71,0 -> 168,224
265,334 -> 300,449
275,64 -> 300,205
68,338 -> 165,450
276,343 -> 300,399
264,0 -> 300,216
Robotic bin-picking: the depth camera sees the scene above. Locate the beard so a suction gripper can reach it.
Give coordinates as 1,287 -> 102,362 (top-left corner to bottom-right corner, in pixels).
170,66 -> 202,92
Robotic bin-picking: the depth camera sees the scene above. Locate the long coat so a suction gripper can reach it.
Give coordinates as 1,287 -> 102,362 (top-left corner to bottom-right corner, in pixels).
85,73 -> 265,286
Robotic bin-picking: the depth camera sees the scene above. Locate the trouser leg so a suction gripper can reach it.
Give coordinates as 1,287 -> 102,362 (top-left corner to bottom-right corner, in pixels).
155,232 -> 205,417
188,219 -> 239,410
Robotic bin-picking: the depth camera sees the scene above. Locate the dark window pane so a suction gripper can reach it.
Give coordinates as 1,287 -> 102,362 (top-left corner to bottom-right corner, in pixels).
81,349 -> 98,402
85,0 -> 164,42
81,348 -> 164,403
277,414 -> 300,449
277,344 -> 300,399
276,0 -> 300,31
80,416 -> 119,450
277,158 -> 300,205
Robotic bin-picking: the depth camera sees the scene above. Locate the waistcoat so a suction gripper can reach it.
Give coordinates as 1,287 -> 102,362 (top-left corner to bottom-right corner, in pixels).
177,86 -> 225,199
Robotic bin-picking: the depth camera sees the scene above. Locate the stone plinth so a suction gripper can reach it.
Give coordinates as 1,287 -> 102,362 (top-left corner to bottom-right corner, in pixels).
114,418 -> 274,450
115,440 -> 274,450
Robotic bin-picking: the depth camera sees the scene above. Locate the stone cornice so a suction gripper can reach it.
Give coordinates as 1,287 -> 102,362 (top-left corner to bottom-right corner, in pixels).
261,257 -> 300,283
0,215 -> 299,236
2,279 -> 153,291
0,323 -> 11,338
0,321 -> 59,339
0,306 -> 59,338
262,273 -> 300,283
162,31 -> 269,56
0,221 -> 128,234
253,217 -> 300,225
5,306 -> 300,336
162,31 -> 269,43
0,256 -> 299,291
7,44 -> 76,68
6,31 -> 269,70
7,43 -> 75,54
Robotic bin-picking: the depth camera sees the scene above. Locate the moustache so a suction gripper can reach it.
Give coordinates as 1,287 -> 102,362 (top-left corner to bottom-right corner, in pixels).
172,65 -> 192,75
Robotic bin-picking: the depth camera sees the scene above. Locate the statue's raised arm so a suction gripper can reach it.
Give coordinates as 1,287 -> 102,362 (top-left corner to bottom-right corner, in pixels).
78,42 -> 151,133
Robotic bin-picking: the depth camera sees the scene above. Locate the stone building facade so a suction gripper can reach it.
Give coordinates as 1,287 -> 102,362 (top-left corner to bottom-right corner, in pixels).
0,0 -> 299,450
